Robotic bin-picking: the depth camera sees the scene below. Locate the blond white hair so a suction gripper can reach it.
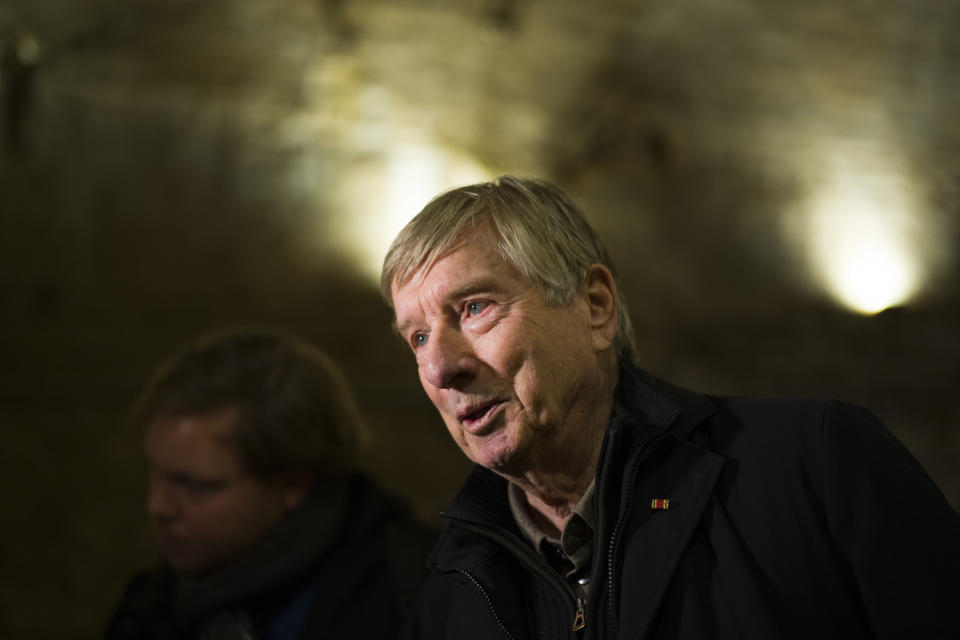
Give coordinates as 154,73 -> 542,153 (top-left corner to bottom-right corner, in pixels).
381,176 -> 638,363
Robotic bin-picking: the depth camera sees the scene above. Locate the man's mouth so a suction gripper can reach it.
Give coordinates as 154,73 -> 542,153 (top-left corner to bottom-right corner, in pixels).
457,400 -> 505,433
155,532 -> 188,553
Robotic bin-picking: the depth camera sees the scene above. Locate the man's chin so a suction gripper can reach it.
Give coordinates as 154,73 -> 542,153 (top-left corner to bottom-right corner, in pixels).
469,436 -> 527,476
159,543 -> 222,577
163,553 -> 201,575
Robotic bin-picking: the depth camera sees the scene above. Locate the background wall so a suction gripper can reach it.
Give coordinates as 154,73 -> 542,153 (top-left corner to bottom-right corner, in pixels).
1,1 -> 958,637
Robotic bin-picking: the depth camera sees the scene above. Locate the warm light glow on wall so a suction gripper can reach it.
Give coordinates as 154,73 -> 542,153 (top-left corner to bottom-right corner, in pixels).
802,151 -> 924,314
287,63 -> 494,281
335,142 -> 490,281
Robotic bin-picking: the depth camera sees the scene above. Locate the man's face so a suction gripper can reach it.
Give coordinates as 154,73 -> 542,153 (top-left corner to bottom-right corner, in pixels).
391,225 -> 613,476
144,407 -> 297,576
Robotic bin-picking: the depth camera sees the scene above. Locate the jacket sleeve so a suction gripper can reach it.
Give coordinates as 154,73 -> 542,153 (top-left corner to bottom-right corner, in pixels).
819,400 -> 960,638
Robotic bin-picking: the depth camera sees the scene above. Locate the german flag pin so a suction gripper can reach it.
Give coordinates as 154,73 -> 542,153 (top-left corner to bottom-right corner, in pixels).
651,498 -> 670,510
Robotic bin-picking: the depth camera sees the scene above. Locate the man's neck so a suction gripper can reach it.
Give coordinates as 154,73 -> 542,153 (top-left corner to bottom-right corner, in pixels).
507,401 -> 612,535
507,357 -> 618,534
525,489 -> 587,538
511,437 -> 601,535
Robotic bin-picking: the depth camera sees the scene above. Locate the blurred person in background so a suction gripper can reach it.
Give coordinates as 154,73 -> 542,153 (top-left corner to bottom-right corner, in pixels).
382,176 -> 960,639
105,328 -> 435,640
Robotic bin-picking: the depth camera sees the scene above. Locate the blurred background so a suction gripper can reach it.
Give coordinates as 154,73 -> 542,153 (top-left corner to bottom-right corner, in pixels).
1,0 -> 958,637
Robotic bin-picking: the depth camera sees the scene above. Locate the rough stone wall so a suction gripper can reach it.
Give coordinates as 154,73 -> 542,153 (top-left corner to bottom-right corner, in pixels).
1,1 -> 958,637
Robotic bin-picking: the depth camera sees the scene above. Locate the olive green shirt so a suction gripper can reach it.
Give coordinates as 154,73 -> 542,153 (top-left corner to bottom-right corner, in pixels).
508,479 -> 596,599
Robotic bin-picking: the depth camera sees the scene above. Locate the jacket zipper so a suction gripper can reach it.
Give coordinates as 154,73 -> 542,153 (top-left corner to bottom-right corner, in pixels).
573,596 -> 586,631
604,408 -> 679,637
451,567 -> 517,640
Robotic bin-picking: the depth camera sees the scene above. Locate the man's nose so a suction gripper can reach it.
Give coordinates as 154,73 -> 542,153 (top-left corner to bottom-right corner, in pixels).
420,327 -> 478,390
146,477 -> 178,522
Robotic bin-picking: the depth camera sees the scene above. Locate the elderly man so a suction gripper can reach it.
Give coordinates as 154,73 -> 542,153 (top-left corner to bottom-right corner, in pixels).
382,176 -> 960,639
105,329 -> 435,640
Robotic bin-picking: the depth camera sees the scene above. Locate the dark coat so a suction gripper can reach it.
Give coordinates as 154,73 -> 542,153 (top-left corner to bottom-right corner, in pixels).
404,363 -> 960,639
106,475 -> 436,640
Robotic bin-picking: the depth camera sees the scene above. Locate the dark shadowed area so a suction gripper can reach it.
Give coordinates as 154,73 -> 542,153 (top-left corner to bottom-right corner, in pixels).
1,1 -> 958,637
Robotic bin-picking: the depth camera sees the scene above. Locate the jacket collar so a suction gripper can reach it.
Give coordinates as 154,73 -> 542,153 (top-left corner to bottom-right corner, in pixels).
432,466 -> 527,570
613,359 -> 715,442
601,361 -> 723,639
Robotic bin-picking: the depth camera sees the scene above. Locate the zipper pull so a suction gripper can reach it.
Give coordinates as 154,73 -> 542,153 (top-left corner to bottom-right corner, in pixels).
572,596 -> 586,631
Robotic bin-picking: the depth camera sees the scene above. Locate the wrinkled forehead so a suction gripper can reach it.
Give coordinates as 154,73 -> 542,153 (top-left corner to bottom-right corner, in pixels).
391,221 -> 502,297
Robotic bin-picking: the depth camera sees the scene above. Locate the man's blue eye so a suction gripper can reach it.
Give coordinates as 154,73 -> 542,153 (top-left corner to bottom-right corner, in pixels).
414,334 -> 428,347
467,301 -> 486,315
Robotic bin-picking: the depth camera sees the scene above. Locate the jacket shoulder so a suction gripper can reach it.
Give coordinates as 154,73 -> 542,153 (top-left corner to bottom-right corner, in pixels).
701,395 -> 924,475
701,395 -> 847,461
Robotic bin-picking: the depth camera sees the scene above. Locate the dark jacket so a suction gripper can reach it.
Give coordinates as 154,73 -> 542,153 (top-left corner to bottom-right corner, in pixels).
106,475 -> 436,640
404,363 -> 960,639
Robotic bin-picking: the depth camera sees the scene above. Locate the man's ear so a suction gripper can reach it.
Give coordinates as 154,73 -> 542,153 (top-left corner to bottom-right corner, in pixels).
583,264 -> 619,353
278,471 -> 315,511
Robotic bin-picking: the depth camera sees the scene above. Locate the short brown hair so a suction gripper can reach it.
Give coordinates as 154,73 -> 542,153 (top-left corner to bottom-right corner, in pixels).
381,176 -> 638,362
133,329 -> 368,481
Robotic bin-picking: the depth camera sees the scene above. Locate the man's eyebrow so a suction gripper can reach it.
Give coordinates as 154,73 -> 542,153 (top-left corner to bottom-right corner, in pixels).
447,278 -> 503,301
392,277 -> 505,337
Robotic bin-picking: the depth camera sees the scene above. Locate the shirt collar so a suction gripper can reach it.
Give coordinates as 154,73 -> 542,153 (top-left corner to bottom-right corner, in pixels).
507,478 -> 596,559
